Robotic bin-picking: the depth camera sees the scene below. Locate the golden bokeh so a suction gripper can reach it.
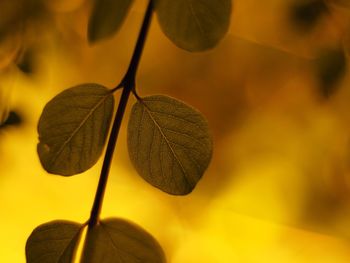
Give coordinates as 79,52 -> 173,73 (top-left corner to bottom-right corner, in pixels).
2,0 -> 350,262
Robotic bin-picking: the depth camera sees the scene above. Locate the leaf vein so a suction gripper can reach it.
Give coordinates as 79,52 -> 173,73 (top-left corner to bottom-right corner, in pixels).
187,0 -> 205,35
143,105 -> 192,189
163,126 -> 208,148
48,93 -> 110,168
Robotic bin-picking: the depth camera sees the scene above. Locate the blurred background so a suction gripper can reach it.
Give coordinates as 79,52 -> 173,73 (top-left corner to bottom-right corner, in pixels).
2,0 -> 350,262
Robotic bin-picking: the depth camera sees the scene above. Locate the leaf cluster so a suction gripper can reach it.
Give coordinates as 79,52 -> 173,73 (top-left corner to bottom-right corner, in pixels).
26,0 -> 230,261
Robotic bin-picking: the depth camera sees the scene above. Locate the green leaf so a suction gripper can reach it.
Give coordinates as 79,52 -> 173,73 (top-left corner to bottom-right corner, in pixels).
81,218 -> 166,263
37,84 -> 114,176
127,95 -> 213,195
26,220 -> 82,263
88,0 -> 134,43
155,0 -> 232,51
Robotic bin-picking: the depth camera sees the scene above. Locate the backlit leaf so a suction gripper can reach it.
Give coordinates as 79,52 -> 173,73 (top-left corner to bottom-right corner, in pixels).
88,0 -> 134,43
155,0 -> 232,51
127,95 -> 213,195
81,218 -> 166,263
37,84 -> 114,176
26,220 -> 82,263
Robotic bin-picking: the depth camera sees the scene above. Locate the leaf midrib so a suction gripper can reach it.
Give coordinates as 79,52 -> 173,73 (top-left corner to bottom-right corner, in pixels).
187,0 -> 205,36
142,103 -> 192,189
49,93 -> 111,168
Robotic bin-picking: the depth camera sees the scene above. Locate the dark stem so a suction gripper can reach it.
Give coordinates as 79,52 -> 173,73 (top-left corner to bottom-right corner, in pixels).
88,0 -> 154,228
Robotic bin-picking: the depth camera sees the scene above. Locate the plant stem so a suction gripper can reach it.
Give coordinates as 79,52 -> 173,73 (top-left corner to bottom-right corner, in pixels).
88,0 -> 154,228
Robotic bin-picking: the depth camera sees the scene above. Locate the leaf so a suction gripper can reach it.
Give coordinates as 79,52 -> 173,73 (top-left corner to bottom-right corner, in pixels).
127,95 -> 213,195
26,220 -> 82,263
81,218 -> 166,263
88,0 -> 134,43
37,83 -> 114,176
155,0 -> 232,51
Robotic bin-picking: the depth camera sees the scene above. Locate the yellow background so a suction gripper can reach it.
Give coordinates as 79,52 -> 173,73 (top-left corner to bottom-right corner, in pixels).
1,0 -> 350,262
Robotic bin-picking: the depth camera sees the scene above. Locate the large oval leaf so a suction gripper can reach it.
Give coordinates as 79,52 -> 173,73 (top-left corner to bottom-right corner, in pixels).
88,0 -> 134,43
37,84 -> 114,176
81,218 -> 166,263
127,95 -> 213,195
26,220 -> 82,263
155,0 -> 232,51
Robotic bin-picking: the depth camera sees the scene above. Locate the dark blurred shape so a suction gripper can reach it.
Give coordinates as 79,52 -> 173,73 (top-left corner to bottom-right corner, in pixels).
0,111 -> 22,129
0,1 -> 24,40
314,47 -> 346,97
0,0 -> 45,38
290,0 -> 327,32
332,0 -> 350,9
0,0 -> 47,71
16,47 -> 36,74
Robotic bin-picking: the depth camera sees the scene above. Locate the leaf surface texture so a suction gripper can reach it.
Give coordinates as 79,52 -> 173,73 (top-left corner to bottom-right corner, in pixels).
26,221 -> 82,263
37,84 -> 114,176
155,0 -> 232,51
128,95 -> 213,195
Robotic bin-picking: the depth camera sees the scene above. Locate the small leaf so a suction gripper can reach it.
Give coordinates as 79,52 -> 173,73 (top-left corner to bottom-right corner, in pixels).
81,218 -> 166,263
127,95 -> 213,195
37,84 -> 114,176
155,0 -> 232,51
26,220 -> 82,263
88,0 -> 134,43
